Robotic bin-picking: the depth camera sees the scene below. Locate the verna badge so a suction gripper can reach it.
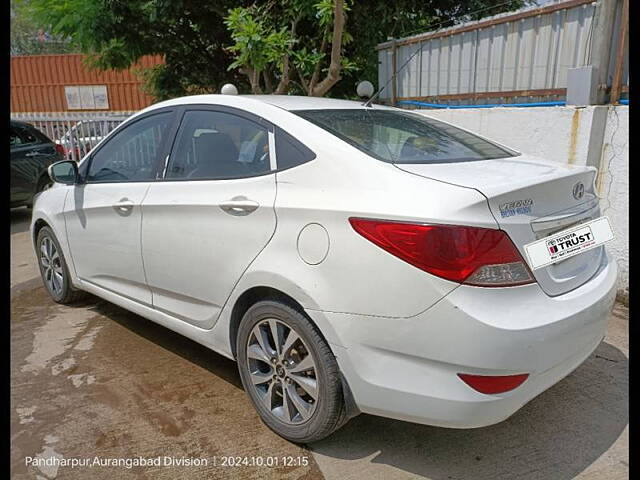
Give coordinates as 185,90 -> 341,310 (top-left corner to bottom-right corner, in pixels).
572,182 -> 585,200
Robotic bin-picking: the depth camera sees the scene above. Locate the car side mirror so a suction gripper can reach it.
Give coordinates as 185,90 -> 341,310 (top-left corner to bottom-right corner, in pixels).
48,160 -> 78,185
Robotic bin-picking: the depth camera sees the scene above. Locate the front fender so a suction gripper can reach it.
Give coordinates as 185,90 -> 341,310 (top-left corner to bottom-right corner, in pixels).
31,186 -> 79,287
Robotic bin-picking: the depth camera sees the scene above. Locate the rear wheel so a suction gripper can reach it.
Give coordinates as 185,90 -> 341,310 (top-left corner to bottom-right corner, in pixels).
237,300 -> 347,443
36,227 -> 86,304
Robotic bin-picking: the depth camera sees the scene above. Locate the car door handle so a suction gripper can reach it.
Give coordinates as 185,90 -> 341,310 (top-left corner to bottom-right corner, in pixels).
25,151 -> 46,157
113,198 -> 134,214
219,196 -> 259,216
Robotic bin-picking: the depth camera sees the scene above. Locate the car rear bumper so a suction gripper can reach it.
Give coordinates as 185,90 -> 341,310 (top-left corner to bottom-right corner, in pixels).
306,252 -> 617,428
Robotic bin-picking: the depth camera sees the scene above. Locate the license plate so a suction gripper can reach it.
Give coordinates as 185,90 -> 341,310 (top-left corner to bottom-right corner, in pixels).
524,216 -> 614,270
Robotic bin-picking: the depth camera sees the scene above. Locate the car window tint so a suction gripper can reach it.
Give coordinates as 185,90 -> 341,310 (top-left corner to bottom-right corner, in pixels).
87,112 -> 171,183
166,110 -> 271,180
295,109 -> 516,164
10,128 -> 23,147
13,125 -> 40,146
275,128 -> 315,170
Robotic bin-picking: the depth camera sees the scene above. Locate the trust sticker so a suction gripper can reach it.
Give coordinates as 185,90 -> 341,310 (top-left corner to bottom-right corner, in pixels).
524,216 -> 614,270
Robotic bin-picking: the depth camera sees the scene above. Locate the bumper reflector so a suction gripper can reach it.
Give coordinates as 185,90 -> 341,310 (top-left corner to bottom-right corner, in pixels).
458,373 -> 529,394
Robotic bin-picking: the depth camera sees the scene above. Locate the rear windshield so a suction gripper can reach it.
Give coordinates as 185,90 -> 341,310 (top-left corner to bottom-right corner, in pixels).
295,109 -> 517,164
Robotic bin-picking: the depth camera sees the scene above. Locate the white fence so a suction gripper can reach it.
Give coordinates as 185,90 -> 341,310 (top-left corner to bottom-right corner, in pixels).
11,111 -> 133,162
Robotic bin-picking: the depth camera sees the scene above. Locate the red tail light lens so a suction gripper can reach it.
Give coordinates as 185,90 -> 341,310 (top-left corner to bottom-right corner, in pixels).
349,218 -> 534,287
54,144 -> 65,156
458,373 -> 529,394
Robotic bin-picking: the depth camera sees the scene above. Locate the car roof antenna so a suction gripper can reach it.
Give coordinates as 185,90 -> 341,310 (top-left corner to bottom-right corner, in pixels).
363,39 -> 422,108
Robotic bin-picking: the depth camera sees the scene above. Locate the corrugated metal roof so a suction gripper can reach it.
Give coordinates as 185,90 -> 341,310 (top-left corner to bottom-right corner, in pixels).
10,54 -> 163,112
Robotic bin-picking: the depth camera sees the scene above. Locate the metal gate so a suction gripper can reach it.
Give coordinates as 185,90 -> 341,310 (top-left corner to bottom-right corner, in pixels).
10,112 -> 133,162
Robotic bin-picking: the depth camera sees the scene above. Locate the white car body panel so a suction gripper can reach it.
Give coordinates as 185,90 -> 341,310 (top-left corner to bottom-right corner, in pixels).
30,94 -> 617,429
141,175 -> 277,328
309,252 -> 616,427
255,159 -> 494,318
65,182 -> 154,304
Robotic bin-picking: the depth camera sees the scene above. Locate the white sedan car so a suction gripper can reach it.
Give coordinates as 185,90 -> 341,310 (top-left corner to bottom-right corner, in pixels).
31,95 -> 617,443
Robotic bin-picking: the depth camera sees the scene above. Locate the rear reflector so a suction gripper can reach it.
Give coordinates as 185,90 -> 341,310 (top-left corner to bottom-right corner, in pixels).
458,373 -> 529,394
349,218 -> 534,287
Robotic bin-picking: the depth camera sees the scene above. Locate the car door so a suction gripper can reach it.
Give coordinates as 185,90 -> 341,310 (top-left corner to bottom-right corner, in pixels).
64,109 -> 176,305
10,124 -> 59,206
141,106 -> 277,328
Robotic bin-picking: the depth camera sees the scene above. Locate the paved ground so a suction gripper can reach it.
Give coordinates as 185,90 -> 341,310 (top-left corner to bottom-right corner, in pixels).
11,208 -> 628,480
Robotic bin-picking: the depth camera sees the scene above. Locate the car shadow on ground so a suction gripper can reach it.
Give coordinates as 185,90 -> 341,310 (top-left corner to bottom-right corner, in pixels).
84,297 -> 244,390
309,340 -> 628,479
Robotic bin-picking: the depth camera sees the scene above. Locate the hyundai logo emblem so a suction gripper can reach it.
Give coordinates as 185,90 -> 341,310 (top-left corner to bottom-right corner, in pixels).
572,182 -> 585,200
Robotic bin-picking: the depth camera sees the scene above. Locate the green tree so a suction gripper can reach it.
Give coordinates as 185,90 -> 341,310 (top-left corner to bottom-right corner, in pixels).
225,0 -> 352,96
224,0 -> 529,97
11,0 -> 77,55
24,0 -> 529,100
25,0 -> 249,100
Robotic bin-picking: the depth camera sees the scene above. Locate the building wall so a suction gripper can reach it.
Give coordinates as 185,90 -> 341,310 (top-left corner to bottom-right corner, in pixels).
598,106 -> 629,301
10,54 -> 163,112
420,105 -> 629,300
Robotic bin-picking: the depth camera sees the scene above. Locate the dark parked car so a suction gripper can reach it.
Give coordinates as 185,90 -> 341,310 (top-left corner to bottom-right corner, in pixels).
11,120 -> 64,208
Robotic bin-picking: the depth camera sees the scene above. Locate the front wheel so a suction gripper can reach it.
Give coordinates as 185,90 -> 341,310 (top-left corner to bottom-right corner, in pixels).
237,300 -> 347,443
36,226 -> 86,304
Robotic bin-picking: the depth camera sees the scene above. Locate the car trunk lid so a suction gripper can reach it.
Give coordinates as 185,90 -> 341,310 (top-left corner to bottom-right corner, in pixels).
395,155 -> 603,296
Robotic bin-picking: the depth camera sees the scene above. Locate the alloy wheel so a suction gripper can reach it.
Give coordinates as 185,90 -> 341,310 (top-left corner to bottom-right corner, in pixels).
40,236 -> 64,296
246,318 -> 319,424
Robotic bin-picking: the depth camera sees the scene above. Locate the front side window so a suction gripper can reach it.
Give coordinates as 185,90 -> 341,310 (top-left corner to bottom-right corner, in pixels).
166,110 -> 271,180
295,109 -> 517,164
87,112 -> 171,183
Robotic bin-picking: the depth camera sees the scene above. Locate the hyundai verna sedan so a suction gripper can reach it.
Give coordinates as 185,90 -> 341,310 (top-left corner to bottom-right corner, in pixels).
31,95 -> 617,443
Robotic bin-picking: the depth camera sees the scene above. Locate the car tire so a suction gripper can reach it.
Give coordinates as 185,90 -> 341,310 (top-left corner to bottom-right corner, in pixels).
237,300 -> 347,443
36,226 -> 86,304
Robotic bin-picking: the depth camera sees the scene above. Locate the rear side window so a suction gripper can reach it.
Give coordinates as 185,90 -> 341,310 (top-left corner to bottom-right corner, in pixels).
166,110 -> 271,180
295,109 -> 516,164
275,128 -> 315,170
11,125 -> 40,146
10,128 -> 23,147
87,112 -> 171,183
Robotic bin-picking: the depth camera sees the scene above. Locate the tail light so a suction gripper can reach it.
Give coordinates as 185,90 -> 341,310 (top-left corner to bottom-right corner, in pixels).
54,144 -> 65,156
458,373 -> 529,394
349,218 -> 534,287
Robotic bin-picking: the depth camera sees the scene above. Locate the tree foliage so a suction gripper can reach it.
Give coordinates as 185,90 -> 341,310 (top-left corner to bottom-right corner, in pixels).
11,0 -> 78,55
25,0 -> 249,100
23,0 -> 530,100
225,0 -> 354,96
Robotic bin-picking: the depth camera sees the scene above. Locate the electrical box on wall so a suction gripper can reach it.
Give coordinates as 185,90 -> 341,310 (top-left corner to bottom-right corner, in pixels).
566,66 -> 598,106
